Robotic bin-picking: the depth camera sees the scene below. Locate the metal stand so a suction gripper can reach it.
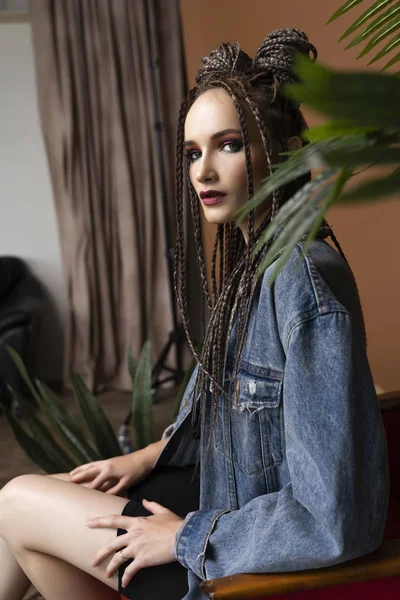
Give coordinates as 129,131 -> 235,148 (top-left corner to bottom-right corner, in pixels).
143,0 -> 185,392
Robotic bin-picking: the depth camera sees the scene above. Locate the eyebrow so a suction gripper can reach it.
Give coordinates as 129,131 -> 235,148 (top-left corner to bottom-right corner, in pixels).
183,128 -> 242,147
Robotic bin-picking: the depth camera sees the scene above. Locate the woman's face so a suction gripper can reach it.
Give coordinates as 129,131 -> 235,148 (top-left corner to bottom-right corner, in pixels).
184,88 -> 271,241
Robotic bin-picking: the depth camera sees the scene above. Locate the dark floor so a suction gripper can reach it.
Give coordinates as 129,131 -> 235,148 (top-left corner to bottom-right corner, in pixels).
0,384 -> 178,599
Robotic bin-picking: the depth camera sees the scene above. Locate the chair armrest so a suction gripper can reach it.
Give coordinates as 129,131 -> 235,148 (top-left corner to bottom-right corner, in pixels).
0,309 -> 30,336
379,391 -> 400,411
200,539 -> 400,599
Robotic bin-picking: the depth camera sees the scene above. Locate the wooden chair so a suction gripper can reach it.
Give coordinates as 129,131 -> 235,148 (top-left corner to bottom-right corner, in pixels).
201,391 -> 400,599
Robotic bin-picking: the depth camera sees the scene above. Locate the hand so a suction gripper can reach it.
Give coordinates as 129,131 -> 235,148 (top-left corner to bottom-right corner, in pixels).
68,451 -> 152,495
87,499 -> 184,588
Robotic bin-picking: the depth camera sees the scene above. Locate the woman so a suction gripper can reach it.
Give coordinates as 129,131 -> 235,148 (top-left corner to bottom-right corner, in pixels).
0,28 -> 388,600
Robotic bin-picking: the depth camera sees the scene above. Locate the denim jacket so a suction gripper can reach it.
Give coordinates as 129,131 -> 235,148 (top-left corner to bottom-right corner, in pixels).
154,240 -> 389,600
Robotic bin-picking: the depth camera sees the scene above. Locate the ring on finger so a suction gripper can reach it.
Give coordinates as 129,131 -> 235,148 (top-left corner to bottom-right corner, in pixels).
120,548 -> 128,562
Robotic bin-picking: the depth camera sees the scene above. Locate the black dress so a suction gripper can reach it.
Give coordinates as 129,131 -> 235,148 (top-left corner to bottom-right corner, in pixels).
117,465 -> 200,600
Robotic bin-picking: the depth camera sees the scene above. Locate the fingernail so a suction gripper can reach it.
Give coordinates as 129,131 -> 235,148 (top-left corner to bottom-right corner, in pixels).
86,520 -> 93,526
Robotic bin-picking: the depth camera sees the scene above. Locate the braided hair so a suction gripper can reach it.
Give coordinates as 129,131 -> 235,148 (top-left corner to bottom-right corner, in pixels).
173,28 -> 354,453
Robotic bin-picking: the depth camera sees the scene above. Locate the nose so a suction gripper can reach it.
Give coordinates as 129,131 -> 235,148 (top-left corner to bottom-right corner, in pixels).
195,154 -> 218,185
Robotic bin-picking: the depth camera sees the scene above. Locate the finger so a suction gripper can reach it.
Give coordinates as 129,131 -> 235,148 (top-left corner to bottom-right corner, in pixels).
91,533 -> 130,567
69,463 -> 94,477
69,463 -> 94,476
141,499 -> 170,515
106,546 -> 134,579
105,478 -> 127,496
121,557 -> 144,588
70,466 -> 98,482
88,471 -> 109,490
86,515 -> 133,530
99,480 -> 115,493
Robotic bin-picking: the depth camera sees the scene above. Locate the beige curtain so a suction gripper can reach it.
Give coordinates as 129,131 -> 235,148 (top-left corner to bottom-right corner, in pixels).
30,0 -> 194,391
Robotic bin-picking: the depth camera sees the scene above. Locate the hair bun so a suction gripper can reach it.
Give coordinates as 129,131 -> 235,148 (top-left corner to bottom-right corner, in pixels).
195,42 -> 252,86
252,28 -> 318,87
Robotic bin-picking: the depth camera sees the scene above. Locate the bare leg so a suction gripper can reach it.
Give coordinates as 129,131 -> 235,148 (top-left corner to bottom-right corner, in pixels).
9,548 -> 121,600
0,473 -> 95,600
0,474 -> 130,600
0,535 -> 31,600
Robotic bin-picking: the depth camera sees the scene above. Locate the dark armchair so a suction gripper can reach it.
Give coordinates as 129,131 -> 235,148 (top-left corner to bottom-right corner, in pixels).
0,256 -> 45,415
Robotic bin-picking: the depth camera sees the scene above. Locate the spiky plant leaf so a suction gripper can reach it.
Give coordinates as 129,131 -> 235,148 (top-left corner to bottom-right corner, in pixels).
127,345 -> 137,383
327,0 -> 365,24
6,345 -> 43,405
70,371 -> 122,458
6,387 -> 76,472
337,0 -> 396,39
35,380 -> 100,464
4,406 -> 62,474
344,1 -> 400,49
132,340 -> 153,450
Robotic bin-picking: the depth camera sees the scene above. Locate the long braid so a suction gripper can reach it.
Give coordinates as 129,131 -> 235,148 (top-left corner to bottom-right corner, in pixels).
219,224 -> 225,296
177,28 -> 325,457
189,184 -> 212,312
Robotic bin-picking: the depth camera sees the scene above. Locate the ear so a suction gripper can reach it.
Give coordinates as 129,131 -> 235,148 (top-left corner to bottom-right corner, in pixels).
287,135 -> 303,152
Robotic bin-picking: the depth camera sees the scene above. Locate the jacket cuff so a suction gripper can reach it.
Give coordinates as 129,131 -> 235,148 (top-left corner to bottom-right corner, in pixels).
174,508 -> 230,579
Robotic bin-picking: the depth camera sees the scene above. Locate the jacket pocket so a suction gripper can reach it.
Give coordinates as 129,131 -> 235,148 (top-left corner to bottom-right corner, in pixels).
215,367 -> 284,476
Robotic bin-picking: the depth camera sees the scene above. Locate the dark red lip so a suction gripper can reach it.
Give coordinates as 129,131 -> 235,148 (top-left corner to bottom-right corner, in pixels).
200,190 -> 227,199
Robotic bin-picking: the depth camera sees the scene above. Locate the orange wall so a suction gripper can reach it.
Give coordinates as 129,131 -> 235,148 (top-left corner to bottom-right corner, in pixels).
180,0 -> 400,392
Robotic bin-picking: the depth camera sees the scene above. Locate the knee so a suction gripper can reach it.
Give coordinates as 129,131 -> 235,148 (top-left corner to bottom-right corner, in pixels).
0,474 -> 43,525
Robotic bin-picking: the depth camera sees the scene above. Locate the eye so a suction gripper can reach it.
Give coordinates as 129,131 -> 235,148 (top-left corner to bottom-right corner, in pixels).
186,149 -> 201,163
221,140 -> 244,153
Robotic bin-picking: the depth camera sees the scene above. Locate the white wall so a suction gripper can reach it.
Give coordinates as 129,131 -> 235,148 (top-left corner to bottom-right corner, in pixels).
0,22 -> 66,382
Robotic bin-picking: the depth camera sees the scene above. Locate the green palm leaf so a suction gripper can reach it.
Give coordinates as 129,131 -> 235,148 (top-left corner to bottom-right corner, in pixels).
70,371 -> 122,458
327,0 -> 365,24
253,167 -> 338,255
132,340 -> 153,450
285,56 -> 400,129
324,146 -> 400,166
305,121 -> 380,142
382,49 -> 400,70
340,167 -> 400,201
345,1 -> 400,49
358,16 -> 400,57
368,33 -> 400,65
257,178 -> 335,281
236,139 -> 345,223
338,0 -> 396,39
